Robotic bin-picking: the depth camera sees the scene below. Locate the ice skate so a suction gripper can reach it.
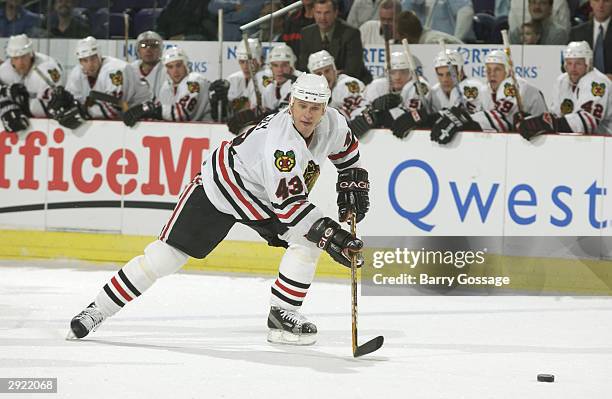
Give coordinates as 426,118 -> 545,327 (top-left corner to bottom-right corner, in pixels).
267,306 -> 317,346
66,302 -> 107,340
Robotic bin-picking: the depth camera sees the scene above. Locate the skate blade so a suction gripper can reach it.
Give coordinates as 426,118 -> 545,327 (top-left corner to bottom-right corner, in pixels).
267,329 -> 317,346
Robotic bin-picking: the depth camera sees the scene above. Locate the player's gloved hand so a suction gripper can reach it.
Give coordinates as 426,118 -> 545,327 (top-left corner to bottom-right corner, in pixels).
336,168 -> 370,223
512,111 -> 530,129
122,101 -> 161,127
0,98 -> 29,132
430,106 -> 481,144
306,217 -> 364,268
210,79 -> 230,102
349,107 -> 379,138
56,103 -> 90,130
371,93 -> 402,111
48,86 -> 75,115
516,112 -> 561,140
390,108 -> 433,138
227,108 -> 265,135
0,83 -> 29,112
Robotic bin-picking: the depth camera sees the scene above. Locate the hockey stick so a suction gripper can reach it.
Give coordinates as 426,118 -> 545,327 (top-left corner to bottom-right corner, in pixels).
217,9 -> 225,121
501,30 -> 525,119
88,90 -> 129,112
242,32 -> 263,111
401,38 -> 429,113
240,0 -> 302,31
124,13 -> 129,61
438,40 -> 466,108
383,25 -> 393,93
350,212 -> 384,358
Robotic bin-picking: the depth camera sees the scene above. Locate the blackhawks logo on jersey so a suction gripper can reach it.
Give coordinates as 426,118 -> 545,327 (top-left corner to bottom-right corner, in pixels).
303,160 -> 320,192
560,99 -> 573,115
591,82 -> 606,97
345,80 -> 360,94
503,83 -> 516,97
109,71 -> 123,86
463,86 -> 479,99
262,75 -> 273,87
187,81 -> 200,93
274,150 -> 296,172
417,82 -> 429,96
47,68 -> 61,83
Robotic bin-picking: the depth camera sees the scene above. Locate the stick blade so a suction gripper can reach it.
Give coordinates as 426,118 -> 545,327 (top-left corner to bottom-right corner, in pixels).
353,335 -> 384,358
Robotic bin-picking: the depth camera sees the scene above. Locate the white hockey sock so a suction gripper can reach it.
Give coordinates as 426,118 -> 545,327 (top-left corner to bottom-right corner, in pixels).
270,244 -> 321,311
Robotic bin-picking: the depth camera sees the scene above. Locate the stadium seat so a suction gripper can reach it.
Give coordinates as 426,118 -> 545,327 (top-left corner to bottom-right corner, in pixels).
79,0 -> 110,9
111,0 -> 156,12
91,8 -> 110,38
109,12 -> 132,38
491,16 -> 508,44
473,13 -> 496,44
134,8 -> 163,36
472,0 -> 495,15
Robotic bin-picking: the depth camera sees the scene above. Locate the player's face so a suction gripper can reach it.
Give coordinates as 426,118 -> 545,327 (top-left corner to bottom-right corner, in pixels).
486,63 -> 507,91
290,98 -> 325,138
565,58 -> 588,84
137,40 -> 162,65
590,0 -> 612,22
435,66 -> 454,94
314,2 -> 338,32
313,65 -> 336,88
79,55 -> 102,78
271,61 -> 292,84
390,68 -> 411,91
10,54 -> 33,77
238,59 -> 259,78
165,60 -> 188,84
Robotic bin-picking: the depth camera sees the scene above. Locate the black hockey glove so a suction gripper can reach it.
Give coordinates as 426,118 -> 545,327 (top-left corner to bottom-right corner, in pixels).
306,217 -> 364,268
210,79 -> 230,102
349,107 -> 380,138
48,86 -> 75,115
122,101 -> 162,127
0,97 -> 29,132
390,108 -> 434,138
371,93 -> 402,111
430,106 -> 482,145
516,113 -> 570,140
336,168 -> 370,223
227,108 -> 267,135
0,83 -> 30,113
56,104 -> 90,130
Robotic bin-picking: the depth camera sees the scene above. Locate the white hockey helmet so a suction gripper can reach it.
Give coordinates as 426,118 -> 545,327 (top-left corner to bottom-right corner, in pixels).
76,36 -> 99,59
563,41 -> 592,69
137,30 -> 163,47
237,38 -> 262,61
484,50 -> 510,73
308,50 -> 335,72
6,34 -> 33,58
390,51 -> 411,70
434,49 -> 464,69
268,43 -> 296,67
290,73 -> 331,105
162,46 -> 189,66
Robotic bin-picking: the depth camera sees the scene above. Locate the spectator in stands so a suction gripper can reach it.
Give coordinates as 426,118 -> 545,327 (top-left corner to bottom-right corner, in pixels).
156,0 -> 217,40
401,0 -> 474,42
46,0 -> 91,39
395,10 -> 463,43
359,0 -> 401,45
509,0 -> 568,44
508,0 -> 570,35
0,0 -> 42,37
347,0 -> 383,28
254,1 -> 284,42
208,0 -> 266,41
282,0 -> 314,56
298,0 -> 372,84
570,0 -> 612,78
520,21 -> 541,44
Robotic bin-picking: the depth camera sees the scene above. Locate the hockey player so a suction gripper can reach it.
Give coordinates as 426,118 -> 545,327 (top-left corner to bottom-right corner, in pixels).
122,46 -> 211,126
68,74 -> 369,346
50,36 -> 151,128
0,34 -> 64,132
262,43 -> 302,112
517,41 -> 612,138
131,31 -> 166,101
427,50 -> 548,144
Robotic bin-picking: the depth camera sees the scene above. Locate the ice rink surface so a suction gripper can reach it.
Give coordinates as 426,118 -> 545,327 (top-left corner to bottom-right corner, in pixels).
1,261 -> 612,399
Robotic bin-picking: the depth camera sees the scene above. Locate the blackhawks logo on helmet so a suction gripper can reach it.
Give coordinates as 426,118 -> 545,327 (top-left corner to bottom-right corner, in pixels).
591,82 -> 606,97
345,80 -> 360,94
503,83 -> 516,97
47,68 -> 61,83
109,71 -> 123,86
187,81 -> 200,93
463,86 -> 479,99
303,160 -> 320,192
274,150 -> 296,172
560,99 -> 573,115
262,75 -> 273,87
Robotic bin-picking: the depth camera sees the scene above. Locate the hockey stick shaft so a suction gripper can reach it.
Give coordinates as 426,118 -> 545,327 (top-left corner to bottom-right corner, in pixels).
240,0 -> 302,31
383,26 -> 393,93
401,38 -> 428,112
501,30 -> 525,116
124,13 -> 129,61
350,212 -> 358,355
242,32 -> 262,110
88,90 -> 129,112
218,9 -> 225,121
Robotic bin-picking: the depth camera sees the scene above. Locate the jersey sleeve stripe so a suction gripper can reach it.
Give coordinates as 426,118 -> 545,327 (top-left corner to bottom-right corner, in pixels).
489,110 -> 507,132
281,203 -> 316,227
271,194 -> 308,210
334,153 -> 360,170
275,200 -> 306,219
175,102 -> 184,121
576,112 -> 589,132
328,137 -> 358,160
580,110 -> 597,132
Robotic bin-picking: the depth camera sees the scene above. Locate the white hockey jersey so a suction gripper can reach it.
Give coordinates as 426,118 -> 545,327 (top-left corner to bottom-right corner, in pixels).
262,71 -> 304,111
66,56 -> 151,119
472,76 -> 548,132
364,77 -> 431,110
0,52 -> 64,117
131,59 -> 167,101
550,69 -> 612,134
200,107 -> 361,247
430,78 -> 486,114
329,74 -> 368,121
227,68 -> 272,112
158,72 -> 211,122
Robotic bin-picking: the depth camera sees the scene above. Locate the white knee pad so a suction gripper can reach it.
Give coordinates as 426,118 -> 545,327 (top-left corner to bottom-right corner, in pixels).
285,244 -> 321,264
143,240 -> 189,279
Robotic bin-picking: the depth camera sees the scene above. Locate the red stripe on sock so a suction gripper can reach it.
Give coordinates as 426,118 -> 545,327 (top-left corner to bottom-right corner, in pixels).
275,279 -> 306,298
111,276 -> 133,302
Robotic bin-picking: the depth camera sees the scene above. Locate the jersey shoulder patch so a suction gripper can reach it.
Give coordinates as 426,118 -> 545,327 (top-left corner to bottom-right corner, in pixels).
187,81 -> 200,93
345,80 -> 361,94
262,75 -> 273,87
109,70 -> 123,86
591,82 -> 606,97
560,98 -> 573,114
463,85 -> 479,99
503,82 -> 516,97
47,68 -> 61,83
274,150 -> 296,172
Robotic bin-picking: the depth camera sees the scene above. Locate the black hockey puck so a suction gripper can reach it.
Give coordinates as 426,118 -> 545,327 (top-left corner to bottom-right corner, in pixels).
537,374 -> 555,382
